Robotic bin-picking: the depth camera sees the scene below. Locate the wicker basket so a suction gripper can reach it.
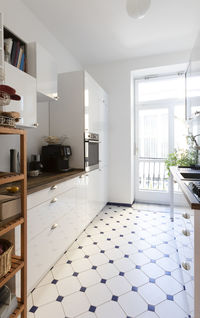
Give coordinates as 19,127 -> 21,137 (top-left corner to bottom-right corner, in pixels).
0,239 -> 13,278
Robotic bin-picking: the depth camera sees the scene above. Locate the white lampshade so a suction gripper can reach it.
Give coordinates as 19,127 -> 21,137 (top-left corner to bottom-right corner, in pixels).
126,0 -> 151,19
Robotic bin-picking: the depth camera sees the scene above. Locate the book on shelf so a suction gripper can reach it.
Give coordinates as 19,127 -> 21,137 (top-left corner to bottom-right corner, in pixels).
17,47 -> 24,69
4,38 -> 13,63
4,38 -> 26,71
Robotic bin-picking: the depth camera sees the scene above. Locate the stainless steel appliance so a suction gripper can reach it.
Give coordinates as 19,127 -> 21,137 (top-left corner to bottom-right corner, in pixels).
85,132 -> 100,172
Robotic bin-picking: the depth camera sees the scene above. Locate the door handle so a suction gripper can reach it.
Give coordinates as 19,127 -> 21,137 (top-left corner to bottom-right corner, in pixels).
51,223 -> 58,230
51,185 -> 57,190
51,198 -> 58,203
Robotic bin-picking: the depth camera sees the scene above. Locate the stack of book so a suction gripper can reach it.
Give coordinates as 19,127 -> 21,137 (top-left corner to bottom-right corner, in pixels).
4,38 -> 25,71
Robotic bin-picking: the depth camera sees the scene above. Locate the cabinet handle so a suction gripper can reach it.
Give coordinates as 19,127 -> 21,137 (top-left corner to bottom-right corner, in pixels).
51,198 -> 58,203
182,262 -> 191,271
51,223 -> 58,230
182,213 -> 190,220
51,185 -> 57,190
54,96 -> 60,101
79,175 -> 84,179
33,123 -> 39,127
182,229 -> 190,237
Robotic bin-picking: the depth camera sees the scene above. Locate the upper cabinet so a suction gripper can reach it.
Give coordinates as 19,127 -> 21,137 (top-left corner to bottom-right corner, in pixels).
0,14 -> 58,127
3,62 -> 37,127
186,32 -> 200,122
27,43 -> 58,101
1,25 -> 37,127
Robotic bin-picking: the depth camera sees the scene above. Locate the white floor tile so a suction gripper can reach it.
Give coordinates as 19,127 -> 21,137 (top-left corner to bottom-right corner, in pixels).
143,248 -> 163,260
114,258 -> 135,272
66,248 -> 85,261
52,263 -> 73,280
86,283 -> 112,306
57,276 -> 81,296
82,244 -> 101,255
32,284 -> 58,307
125,268 -> 149,287
119,291 -> 147,317
62,291 -> 90,317
97,263 -> 119,279
156,275 -> 183,295
129,252 -> 150,266
106,275 -> 131,296
72,258 -> 92,273
138,283 -> 166,305
89,253 -> 109,266
78,269 -> 101,287
156,300 -> 188,318
142,263 -> 165,279
156,257 -> 179,272
96,301 -> 126,318
174,290 -> 190,313
34,301 -> 64,318
104,248 -> 124,260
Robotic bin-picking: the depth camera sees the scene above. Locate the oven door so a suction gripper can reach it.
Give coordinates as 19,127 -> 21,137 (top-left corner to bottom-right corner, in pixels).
85,140 -> 99,172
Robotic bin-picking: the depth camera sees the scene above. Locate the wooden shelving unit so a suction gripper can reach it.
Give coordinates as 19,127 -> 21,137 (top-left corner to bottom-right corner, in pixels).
0,126 -> 27,318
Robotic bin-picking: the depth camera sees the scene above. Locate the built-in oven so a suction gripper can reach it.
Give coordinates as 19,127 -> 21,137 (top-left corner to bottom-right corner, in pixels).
85,132 -> 100,172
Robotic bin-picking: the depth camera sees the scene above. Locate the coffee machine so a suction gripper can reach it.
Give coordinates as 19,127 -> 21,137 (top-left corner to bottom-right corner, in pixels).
41,145 -> 72,172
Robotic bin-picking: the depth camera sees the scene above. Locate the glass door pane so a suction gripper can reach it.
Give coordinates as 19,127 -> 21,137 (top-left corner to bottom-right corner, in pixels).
138,108 -> 168,191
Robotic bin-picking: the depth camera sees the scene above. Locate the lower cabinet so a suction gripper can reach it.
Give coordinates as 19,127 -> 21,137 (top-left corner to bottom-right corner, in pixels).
16,170 -> 108,294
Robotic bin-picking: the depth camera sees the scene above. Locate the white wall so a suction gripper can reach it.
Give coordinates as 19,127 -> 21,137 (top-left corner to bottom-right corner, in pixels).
86,50 -> 190,204
0,0 -> 82,172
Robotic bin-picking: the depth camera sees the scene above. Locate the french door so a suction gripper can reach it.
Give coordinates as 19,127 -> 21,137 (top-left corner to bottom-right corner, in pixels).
134,75 -> 186,204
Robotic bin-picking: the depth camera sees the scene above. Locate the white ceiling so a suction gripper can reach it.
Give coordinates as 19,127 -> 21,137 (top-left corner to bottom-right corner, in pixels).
22,0 -> 200,65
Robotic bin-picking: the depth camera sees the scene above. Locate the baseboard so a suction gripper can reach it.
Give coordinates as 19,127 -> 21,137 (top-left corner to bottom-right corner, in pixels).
107,201 -> 134,208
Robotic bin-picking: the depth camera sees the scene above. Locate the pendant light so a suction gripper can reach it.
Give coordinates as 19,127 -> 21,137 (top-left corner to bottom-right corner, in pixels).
126,0 -> 151,19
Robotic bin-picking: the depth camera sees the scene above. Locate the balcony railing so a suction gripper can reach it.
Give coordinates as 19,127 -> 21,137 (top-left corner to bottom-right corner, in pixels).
139,157 -> 168,191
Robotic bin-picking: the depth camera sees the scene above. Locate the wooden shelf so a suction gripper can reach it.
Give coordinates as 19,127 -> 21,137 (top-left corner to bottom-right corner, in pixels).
0,126 -> 24,135
0,173 -> 24,185
0,256 -> 24,289
10,298 -> 24,318
0,217 -> 24,236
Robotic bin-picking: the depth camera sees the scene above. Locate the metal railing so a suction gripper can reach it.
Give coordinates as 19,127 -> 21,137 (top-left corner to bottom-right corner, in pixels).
139,157 -> 168,191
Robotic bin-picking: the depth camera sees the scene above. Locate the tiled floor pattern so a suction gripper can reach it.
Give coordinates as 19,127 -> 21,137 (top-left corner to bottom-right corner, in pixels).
28,204 -> 193,318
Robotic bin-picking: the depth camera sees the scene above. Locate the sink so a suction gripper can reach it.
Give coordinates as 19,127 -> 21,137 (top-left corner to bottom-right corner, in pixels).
180,172 -> 200,179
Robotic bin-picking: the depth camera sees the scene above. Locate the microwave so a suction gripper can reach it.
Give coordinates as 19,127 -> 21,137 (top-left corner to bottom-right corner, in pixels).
84,132 -> 100,172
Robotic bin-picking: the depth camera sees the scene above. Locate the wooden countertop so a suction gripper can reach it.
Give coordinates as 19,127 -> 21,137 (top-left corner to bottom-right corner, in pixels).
170,166 -> 200,210
0,169 -> 85,202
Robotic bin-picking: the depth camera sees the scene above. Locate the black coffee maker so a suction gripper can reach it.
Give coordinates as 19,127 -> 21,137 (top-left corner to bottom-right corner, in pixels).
41,145 -> 72,172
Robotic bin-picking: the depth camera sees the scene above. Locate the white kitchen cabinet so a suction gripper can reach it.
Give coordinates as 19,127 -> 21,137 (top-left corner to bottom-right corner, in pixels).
27,185 -> 76,292
28,221 -> 65,292
50,70 -> 108,170
2,62 -> 37,127
27,42 -> 58,101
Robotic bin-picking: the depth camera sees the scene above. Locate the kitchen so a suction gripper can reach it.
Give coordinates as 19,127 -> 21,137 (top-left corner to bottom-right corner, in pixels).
0,0 -> 200,318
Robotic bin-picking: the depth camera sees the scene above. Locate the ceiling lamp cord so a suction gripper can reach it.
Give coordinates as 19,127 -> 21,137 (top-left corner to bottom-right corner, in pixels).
126,0 -> 151,19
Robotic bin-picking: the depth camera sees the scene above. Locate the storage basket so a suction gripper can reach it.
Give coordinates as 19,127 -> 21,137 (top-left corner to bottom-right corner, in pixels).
0,116 -> 16,128
0,240 -> 13,279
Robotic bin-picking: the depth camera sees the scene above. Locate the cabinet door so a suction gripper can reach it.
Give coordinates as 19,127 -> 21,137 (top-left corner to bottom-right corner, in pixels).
85,73 -> 99,132
28,222 -> 64,293
3,62 -> 37,127
27,42 -> 58,100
